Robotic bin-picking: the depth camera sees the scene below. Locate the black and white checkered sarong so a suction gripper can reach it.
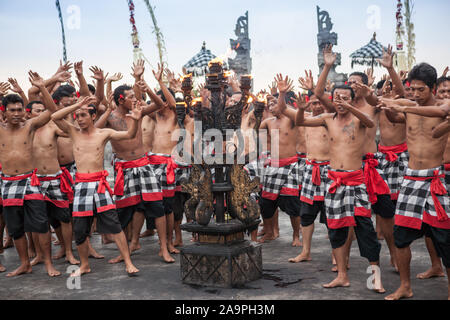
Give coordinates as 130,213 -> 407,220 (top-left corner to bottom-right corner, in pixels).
261,156 -> 302,200
1,171 -> 43,206
300,160 -> 330,205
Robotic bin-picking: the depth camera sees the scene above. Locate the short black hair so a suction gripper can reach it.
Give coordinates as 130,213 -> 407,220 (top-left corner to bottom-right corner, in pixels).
436,76 -> 450,89
408,63 -> 437,89
88,104 -> 97,116
2,94 -> 24,110
114,85 -> 133,105
349,72 -> 369,85
26,100 -> 44,112
52,85 -> 76,103
376,80 -> 392,90
156,88 -> 175,103
88,84 -> 96,95
331,85 -> 355,101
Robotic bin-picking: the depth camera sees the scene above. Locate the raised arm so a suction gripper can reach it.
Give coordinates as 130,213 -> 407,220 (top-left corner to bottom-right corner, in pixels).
274,73 -> 297,123
27,71 -> 58,130
89,66 -> 104,107
51,96 -> 97,133
95,92 -> 115,128
74,61 -> 90,97
378,44 -> 405,98
314,44 -> 338,113
153,63 -> 176,109
336,96 -> 374,128
380,97 -> 448,118
131,59 -> 145,100
136,79 -> 166,116
8,78 -> 29,107
294,95 -> 327,127
432,116 -> 450,138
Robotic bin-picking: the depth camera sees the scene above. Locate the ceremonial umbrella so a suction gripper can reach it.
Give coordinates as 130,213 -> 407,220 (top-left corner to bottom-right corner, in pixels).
183,42 -> 227,77
350,33 -> 388,71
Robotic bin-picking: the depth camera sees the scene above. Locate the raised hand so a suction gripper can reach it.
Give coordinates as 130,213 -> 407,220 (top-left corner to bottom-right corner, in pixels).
56,60 -> 73,74
399,70 -> 408,81
275,74 -> 294,94
106,92 -> 117,111
28,71 -> 45,88
78,95 -> 98,107
365,68 -> 375,87
377,44 -> 395,69
152,63 -> 165,82
323,44 -> 337,67
298,70 -> 314,91
268,81 -> 278,95
136,79 -> 149,93
7,78 -> 23,93
55,71 -> 72,82
295,92 -> 309,110
353,82 -> 374,98
0,82 -> 11,96
131,59 -> 145,79
165,69 -> 182,92
74,61 -> 84,76
442,66 -> 449,78
106,72 -> 123,83
127,101 -> 143,120
89,66 -> 104,81
326,79 -> 335,93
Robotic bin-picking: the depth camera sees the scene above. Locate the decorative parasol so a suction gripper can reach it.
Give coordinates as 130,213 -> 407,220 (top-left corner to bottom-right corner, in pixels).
350,32 -> 388,70
183,42 -> 227,77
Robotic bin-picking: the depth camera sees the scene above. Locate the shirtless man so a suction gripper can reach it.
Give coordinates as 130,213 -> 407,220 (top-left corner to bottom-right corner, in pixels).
51,95 -> 141,276
29,99 -> 80,265
0,72 -> 60,277
287,91 -> 331,263
258,74 -> 302,247
95,60 -> 174,263
380,63 -> 450,300
296,82 -> 384,292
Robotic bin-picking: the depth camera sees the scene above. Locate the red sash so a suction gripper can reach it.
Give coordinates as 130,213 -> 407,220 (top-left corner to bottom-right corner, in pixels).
444,163 -> 450,171
363,153 -> 391,204
114,156 -> 150,196
306,160 -> 330,186
378,142 -> 408,162
1,169 -> 40,186
38,173 -> 74,203
147,155 -> 178,185
328,169 -> 365,194
404,170 -> 448,222
75,171 -> 113,196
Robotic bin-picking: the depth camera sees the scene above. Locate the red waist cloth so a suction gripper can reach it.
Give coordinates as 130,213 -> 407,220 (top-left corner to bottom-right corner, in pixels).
363,153 -> 391,204
75,171 -> 113,196
38,172 -> 74,203
1,169 -> 40,186
306,160 -> 330,186
267,155 -> 298,168
147,154 -> 178,185
404,170 -> 448,222
378,142 -> 408,162
328,169 -> 365,194
114,156 -> 150,196
445,163 -> 450,171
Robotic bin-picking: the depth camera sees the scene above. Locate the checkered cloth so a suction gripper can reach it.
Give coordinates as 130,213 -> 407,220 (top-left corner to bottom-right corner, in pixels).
72,171 -> 116,217
444,163 -> 450,191
325,169 -> 371,229
37,170 -> 72,208
350,38 -> 388,68
113,155 -> 162,208
244,151 -> 270,182
300,160 -> 330,205
60,161 -> 77,185
395,166 -> 450,230
376,142 -> 409,200
147,152 -> 178,198
261,155 -> 302,200
175,162 -> 191,192
1,170 -> 44,206
363,153 -> 391,204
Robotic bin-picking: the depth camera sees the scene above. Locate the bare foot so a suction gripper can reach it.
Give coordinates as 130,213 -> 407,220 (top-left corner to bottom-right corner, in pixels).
65,253 -> 80,265
52,247 -> 65,260
168,244 -> 180,254
174,240 -> 183,247
291,238 -> 302,247
416,267 -> 445,279
273,229 -> 280,239
257,233 -> 276,243
139,229 -> 155,238
6,263 -> 32,277
323,276 -> 350,288
70,266 -> 91,277
331,263 -> 350,272
385,287 -> 413,300
30,256 -> 44,266
101,234 -> 114,245
126,264 -> 140,276
45,264 -> 61,277
129,242 -> 141,253
289,252 -> 311,263
0,264 -> 5,272
88,247 -> 105,259
159,250 -> 175,263
27,248 -> 36,259
108,254 -> 124,264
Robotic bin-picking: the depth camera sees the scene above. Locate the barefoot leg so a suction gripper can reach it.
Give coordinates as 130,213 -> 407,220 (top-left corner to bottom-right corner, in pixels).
30,233 -> 43,266
0,215 -> 5,253
173,218 -> 183,247
289,224 -> 313,263
323,246 -> 350,288
385,246 -> 413,300
61,221 -> 79,265
416,237 -> 445,279
51,226 -> 66,260
73,239 -> 91,277
3,227 -> 13,249
155,216 -> 174,263
111,231 -> 139,275
129,211 -> 144,253
378,216 -> 397,271
165,212 -> 179,254
6,235 -> 32,277
273,210 -> 280,239
37,231 -> 61,277
290,216 -> 302,247
375,214 -> 384,240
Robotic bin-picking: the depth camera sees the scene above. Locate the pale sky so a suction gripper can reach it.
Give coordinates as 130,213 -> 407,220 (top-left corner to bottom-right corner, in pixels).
0,0 -> 449,93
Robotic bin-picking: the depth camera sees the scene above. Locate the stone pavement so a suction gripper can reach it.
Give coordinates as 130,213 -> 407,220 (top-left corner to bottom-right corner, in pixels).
0,213 -> 448,300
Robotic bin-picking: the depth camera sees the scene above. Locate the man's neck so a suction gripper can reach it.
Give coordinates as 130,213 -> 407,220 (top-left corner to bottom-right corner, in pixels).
421,95 -> 436,106
81,126 -> 96,135
354,96 -> 367,107
117,105 -> 129,116
336,112 -> 352,122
